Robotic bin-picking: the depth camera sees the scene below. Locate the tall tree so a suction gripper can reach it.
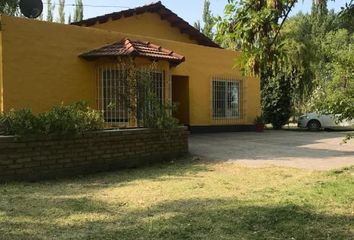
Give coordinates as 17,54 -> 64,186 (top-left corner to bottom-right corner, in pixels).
46,0 -> 55,22
57,0 -> 65,23
194,0 -> 214,39
202,0 -> 214,39
194,20 -> 201,32
0,0 -> 18,16
215,0 -> 352,128
73,0 -> 83,22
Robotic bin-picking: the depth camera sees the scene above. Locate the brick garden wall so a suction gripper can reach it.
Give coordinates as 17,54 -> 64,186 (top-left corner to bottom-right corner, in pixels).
0,127 -> 189,182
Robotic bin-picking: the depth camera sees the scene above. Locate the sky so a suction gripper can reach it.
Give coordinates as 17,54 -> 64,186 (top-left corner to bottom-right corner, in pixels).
44,0 -> 349,24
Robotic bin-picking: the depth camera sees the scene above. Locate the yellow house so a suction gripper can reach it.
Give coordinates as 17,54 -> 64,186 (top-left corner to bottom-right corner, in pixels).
0,2 -> 260,132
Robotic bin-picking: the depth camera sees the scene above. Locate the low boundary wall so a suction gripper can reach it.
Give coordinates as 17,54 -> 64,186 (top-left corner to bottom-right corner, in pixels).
0,127 -> 189,182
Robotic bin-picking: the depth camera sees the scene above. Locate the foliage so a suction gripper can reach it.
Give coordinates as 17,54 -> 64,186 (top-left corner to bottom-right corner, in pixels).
0,0 -> 18,16
73,0 -> 83,22
0,109 -> 41,135
280,8 -> 339,115
57,0 -> 65,24
46,0 -> 55,22
254,115 -> 265,125
194,0 -> 215,40
39,101 -> 104,136
112,60 -> 180,130
138,91 -> 179,129
337,0 -> 354,33
216,0 -> 353,131
317,29 -> 354,121
262,72 -> 292,129
0,101 -> 104,136
216,0 -> 298,75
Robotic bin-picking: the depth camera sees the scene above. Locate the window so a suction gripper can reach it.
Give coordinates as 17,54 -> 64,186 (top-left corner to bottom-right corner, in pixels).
212,79 -> 240,119
101,70 -> 128,123
99,67 -> 165,125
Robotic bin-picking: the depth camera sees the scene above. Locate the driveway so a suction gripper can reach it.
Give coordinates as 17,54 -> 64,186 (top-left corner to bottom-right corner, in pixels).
189,130 -> 354,171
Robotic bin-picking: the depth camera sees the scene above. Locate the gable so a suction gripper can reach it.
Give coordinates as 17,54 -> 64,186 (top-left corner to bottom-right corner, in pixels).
72,2 -> 220,48
88,12 -> 197,45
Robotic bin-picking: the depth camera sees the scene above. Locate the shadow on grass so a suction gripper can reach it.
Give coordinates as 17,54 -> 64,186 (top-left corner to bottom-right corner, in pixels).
0,156 -> 210,196
1,197 -> 353,240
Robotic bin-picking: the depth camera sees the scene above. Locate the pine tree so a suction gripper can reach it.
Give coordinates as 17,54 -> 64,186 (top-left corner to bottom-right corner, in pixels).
194,20 -> 201,32
46,0 -> 55,22
202,0 -> 214,39
58,0 -> 65,23
193,0 -> 214,39
0,0 -> 18,16
73,0 -> 83,22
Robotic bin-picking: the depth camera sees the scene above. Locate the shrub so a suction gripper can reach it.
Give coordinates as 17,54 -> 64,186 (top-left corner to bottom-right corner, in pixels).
0,109 -> 41,135
262,73 -> 292,129
0,101 -> 104,136
39,101 -> 104,136
138,91 -> 179,129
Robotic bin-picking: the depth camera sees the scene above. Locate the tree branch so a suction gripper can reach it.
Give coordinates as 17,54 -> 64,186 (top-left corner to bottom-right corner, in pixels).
269,0 -> 297,48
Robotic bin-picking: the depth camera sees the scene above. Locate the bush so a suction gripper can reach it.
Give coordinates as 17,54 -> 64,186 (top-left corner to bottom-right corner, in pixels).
39,101 -> 104,135
0,101 -> 104,136
262,73 -> 292,129
138,91 -> 179,129
0,109 -> 41,135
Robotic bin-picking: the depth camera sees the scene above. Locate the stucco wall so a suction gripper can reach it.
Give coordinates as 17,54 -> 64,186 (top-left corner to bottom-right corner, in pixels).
0,15 -> 260,126
89,12 -> 197,45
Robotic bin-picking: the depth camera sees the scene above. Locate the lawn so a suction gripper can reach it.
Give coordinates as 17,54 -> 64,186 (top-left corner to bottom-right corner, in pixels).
0,158 -> 353,240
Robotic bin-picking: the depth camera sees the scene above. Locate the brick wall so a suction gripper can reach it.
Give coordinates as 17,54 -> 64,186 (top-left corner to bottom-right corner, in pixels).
0,127 -> 189,182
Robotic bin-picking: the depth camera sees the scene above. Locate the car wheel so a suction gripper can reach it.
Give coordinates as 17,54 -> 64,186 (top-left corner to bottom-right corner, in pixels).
307,120 -> 321,131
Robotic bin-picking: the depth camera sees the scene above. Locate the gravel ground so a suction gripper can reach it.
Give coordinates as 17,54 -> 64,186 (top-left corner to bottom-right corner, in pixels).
189,130 -> 354,171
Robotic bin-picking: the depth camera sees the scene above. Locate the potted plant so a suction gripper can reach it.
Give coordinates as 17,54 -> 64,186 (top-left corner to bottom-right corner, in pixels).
254,115 -> 265,132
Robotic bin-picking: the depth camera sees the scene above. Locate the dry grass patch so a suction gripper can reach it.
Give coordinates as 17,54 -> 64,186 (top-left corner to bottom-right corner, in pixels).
0,158 -> 353,239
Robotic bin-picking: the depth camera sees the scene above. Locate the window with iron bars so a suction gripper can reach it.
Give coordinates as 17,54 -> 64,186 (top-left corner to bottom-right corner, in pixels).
98,67 -> 165,127
212,79 -> 241,119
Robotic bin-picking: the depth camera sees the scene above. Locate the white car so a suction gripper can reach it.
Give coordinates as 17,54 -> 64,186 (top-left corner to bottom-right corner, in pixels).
298,112 -> 354,131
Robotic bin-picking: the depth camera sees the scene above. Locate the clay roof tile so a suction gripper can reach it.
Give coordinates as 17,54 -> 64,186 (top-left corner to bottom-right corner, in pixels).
80,38 -> 185,65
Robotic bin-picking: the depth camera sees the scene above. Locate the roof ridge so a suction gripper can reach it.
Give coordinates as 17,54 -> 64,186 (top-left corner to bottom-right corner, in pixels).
123,38 -> 137,55
80,38 -> 185,65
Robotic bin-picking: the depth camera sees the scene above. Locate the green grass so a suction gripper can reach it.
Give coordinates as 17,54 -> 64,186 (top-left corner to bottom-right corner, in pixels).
0,158 -> 353,240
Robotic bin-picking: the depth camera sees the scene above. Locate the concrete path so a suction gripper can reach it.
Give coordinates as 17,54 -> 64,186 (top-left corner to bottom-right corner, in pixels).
189,130 -> 354,171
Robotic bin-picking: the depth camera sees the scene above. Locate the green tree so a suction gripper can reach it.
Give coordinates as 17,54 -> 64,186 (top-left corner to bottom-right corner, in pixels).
280,5 -> 338,115
46,0 -> 55,22
73,0 -> 83,22
57,0 -> 65,23
215,0 -> 352,129
316,30 -> 354,118
0,0 -> 18,16
194,20 -> 201,31
262,72 -> 292,129
194,0 -> 214,39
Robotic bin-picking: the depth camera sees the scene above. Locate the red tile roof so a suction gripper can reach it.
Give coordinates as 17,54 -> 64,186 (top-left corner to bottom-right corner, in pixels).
80,38 -> 185,65
71,1 -> 220,48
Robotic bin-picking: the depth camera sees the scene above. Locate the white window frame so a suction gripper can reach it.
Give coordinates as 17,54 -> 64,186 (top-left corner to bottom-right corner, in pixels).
212,79 -> 241,120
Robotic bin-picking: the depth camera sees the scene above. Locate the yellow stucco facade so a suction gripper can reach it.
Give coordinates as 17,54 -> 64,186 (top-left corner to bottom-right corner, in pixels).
90,12 -> 197,45
0,13 -> 260,128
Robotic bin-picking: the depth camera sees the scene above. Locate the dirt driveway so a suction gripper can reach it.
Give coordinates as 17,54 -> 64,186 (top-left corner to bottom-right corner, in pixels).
189,130 -> 354,171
